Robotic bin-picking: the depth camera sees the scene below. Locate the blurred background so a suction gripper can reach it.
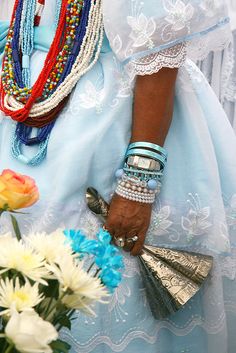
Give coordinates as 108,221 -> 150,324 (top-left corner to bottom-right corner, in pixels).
198,0 -> 236,130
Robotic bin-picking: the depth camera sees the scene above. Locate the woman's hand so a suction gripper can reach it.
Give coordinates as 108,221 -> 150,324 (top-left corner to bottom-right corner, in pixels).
104,194 -> 152,256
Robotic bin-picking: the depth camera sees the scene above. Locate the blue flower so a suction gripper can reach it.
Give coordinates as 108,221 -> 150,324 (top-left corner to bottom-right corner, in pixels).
63,229 -> 99,255
95,244 -> 124,270
96,228 -> 112,245
63,228 -> 124,292
100,268 -> 122,293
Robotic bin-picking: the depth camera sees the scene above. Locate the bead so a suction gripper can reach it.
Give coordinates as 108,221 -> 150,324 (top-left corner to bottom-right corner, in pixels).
115,169 -> 124,179
17,154 -> 30,164
22,55 -> 30,69
147,179 -> 158,190
2,0 -> 104,165
12,49 -> 19,63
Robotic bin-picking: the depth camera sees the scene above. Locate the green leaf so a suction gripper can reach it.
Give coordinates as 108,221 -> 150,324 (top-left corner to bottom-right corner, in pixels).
10,215 -> 22,241
50,339 -> 71,353
42,280 -> 59,299
56,314 -> 71,330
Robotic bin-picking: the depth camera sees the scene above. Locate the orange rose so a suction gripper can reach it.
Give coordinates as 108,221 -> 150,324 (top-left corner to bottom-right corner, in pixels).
0,169 -> 39,210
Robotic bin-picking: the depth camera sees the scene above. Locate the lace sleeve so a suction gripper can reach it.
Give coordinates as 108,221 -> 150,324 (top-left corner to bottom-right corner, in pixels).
126,43 -> 186,78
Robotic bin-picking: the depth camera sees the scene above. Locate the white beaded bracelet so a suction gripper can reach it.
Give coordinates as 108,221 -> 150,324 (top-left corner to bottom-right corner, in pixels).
115,184 -> 158,204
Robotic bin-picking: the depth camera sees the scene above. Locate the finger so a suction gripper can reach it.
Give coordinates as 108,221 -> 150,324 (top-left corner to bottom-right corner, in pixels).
130,232 -> 146,256
123,231 -> 137,251
106,225 -> 125,248
103,223 -> 117,242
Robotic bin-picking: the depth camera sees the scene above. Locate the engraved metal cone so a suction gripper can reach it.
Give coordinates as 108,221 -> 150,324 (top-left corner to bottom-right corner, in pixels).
86,187 -> 109,222
140,246 -> 213,318
86,188 -> 213,319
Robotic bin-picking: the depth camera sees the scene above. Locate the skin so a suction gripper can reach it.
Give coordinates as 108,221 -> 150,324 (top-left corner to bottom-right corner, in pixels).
105,67 -> 178,256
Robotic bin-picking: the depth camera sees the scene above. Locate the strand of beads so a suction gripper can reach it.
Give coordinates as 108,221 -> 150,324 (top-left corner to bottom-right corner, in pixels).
21,0 -> 37,87
116,173 -> 160,203
115,142 -> 168,204
1,0 -> 69,118
4,0 -> 103,119
1,0 -> 103,121
0,0 -> 103,165
9,0 -> 62,164
2,0 -> 83,104
14,0 -> 61,147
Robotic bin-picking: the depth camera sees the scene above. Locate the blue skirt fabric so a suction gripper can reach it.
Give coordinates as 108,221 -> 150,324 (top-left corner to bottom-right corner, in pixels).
0,20 -> 236,353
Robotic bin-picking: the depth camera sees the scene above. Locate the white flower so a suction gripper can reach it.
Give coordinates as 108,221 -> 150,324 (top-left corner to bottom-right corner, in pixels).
0,237 -> 50,285
25,230 -> 73,265
127,13 -> 156,48
0,278 -> 44,316
5,308 -> 58,353
164,0 -> 194,31
47,256 -> 108,314
0,233 -> 14,245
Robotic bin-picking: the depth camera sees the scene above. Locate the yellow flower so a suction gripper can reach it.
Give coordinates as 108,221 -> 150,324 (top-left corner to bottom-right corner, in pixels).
0,169 -> 39,210
0,278 -> 44,316
25,230 -> 74,264
0,236 -> 51,285
47,256 -> 109,315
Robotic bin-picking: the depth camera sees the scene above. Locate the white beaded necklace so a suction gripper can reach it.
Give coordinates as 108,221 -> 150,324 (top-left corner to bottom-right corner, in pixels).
4,0 -> 104,117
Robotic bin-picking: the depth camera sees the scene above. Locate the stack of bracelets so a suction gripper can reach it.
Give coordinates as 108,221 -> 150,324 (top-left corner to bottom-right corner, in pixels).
115,142 -> 167,204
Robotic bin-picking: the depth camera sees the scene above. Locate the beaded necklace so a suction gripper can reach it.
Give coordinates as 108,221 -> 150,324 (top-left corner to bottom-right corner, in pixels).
0,0 -> 103,165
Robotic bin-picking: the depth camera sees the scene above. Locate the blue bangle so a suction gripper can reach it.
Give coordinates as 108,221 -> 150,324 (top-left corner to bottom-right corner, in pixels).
125,149 -> 167,166
128,142 -> 168,158
123,167 -> 163,178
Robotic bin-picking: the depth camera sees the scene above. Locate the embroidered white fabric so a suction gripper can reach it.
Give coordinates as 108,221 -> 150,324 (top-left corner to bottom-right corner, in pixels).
187,24 -> 232,62
126,43 -> 187,77
126,24 -> 231,78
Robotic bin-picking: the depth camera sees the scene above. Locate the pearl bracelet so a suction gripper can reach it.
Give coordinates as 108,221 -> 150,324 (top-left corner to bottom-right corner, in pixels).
115,176 -> 160,204
116,186 -> 156,203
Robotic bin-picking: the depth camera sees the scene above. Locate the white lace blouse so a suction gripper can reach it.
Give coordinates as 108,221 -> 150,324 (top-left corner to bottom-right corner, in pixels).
102,0 -> 231,78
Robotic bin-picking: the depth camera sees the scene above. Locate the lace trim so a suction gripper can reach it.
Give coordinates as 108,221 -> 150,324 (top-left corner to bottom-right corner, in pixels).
127,43 -> 187,78
125,24 -> 232,80
222,30 -> 236,103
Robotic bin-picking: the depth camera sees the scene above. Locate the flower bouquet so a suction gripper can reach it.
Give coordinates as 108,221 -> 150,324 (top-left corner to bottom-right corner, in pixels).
0,170 -> 124,353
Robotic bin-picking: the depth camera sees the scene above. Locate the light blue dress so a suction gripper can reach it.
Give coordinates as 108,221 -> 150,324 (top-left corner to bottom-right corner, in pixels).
1,1 -> 236,352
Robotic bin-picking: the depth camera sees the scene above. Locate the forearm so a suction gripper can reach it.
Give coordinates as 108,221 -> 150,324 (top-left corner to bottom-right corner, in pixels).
131,67 -> 178,146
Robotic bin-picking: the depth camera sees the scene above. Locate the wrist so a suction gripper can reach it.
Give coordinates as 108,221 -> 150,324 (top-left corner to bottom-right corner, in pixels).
114,141 -> 167,205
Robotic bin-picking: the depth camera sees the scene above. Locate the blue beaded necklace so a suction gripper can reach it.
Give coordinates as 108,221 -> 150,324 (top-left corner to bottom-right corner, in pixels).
11,0 -> 92,166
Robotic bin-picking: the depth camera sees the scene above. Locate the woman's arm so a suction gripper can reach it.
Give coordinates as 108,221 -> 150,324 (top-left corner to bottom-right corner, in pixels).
105,67 -> 178,256
131,67 -> 178,145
